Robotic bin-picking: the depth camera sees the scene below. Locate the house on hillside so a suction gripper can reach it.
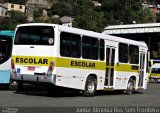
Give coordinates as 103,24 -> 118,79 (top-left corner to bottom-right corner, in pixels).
0,4 -> 8,18
3,3 -> 26,13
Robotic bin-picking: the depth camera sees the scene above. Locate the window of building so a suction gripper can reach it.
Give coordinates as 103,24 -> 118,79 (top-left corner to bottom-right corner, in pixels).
100,39 -> 104,60
82,36 -> 98,60
119,43 -> 128,63
60,32 -> 81,58
19,6 -> 22,9
11,5 -> 14,8
129,45 -> 139,64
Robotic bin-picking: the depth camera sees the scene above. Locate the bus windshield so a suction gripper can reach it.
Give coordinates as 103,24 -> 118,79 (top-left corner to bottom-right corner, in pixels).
0,36 -> 12,64
14,26 -> 54,45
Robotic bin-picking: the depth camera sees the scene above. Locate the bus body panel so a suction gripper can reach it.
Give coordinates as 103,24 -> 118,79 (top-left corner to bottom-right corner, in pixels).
114,72 -> 136,89
0,58 -> 11,70
12,46 -> 54,75
0,70 -> 10,83
55,67 -> 105,90
0,58 -> 11,84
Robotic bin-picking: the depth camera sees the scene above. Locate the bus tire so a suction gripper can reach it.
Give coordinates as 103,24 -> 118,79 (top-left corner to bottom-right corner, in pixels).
126,78 -> 134,95
83,76 -> 97,97
15,82 -> 23,92
9,79 -> 16,90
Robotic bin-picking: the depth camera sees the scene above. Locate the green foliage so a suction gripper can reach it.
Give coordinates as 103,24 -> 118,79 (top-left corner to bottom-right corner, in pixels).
73,9 -> 106,32
49,2 -> 72,17
0,11 -> 27,30
5,0 -> 27,5
0,0 -> 155,32
152,42 -> 160,58
101,0 -> 154,25
156,13 -> 160,22
45,18 -> 61,24
33,8 -> 43,22
72,0 -> 154,32
10,11 -> 27,23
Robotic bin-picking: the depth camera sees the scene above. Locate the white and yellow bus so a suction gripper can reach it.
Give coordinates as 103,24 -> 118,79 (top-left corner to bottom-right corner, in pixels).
11,23 -> 148,96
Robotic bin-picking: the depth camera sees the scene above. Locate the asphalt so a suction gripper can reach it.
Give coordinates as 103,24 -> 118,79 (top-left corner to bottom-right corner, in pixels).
0,82 -> 160,113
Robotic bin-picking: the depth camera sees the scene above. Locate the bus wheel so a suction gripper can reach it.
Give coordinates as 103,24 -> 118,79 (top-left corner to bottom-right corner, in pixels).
9,79 -> 17,90
83,76 -> 97,97
126,78 -> 134,95
153,78 -> 158,84
15,82 -> 23,92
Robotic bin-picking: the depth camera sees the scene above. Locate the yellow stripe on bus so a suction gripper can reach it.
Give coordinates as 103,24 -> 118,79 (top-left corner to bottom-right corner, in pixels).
12,56 -> 139,72
116,64 -> 139,72
12,56 -> 54,66
151,73 -> 160,77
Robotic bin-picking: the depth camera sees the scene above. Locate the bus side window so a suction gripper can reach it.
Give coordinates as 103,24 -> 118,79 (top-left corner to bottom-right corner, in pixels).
119,43 -> 128,63
100,39 -> 104,61
82,36 -> 98,60
60,32 -> 81,58
129,45 -> 139,64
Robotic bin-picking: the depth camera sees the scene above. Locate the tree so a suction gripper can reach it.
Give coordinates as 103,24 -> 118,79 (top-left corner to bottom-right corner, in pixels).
10,11 -> 27,23
33,7 -> 43,22
72,0 -> 154,32
152,42 -> 160,58
156,13 -> 160,22
49,2 -> 72,17
45,18 -> 61,24
73,9 -> 106,32
0,11 -> 27,30
101,0 -> 154,25
5,0 -> 27,4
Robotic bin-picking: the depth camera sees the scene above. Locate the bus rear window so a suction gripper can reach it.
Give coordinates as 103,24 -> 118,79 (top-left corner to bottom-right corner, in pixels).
14,26 -> 54,45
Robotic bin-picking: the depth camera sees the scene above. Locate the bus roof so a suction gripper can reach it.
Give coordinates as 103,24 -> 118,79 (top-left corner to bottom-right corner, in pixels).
0,30 -> 15,38
17,23 -> 148,48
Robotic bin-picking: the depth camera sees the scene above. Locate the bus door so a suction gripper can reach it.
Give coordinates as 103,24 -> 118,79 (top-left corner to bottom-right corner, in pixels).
138,52 -> 146,88
104,46 -> 116,88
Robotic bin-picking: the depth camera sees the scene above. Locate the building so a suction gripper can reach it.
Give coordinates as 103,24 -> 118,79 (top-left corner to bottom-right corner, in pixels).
3,3 -> 26,13
0,4 -> 7,18
103,23 -> 160,58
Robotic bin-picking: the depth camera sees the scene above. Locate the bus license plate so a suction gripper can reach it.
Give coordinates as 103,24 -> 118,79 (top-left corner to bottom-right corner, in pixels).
27,66 -> 35,71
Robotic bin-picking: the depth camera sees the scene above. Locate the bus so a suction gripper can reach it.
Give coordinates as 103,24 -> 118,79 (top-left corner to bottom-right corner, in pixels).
149,59 -> 160,68
148,59 -> 160,81
0,30 -> 14,84
11,23 -> 148,96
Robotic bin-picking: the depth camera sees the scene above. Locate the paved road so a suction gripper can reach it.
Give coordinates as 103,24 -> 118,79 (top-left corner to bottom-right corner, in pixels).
0,82 -> 160,107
